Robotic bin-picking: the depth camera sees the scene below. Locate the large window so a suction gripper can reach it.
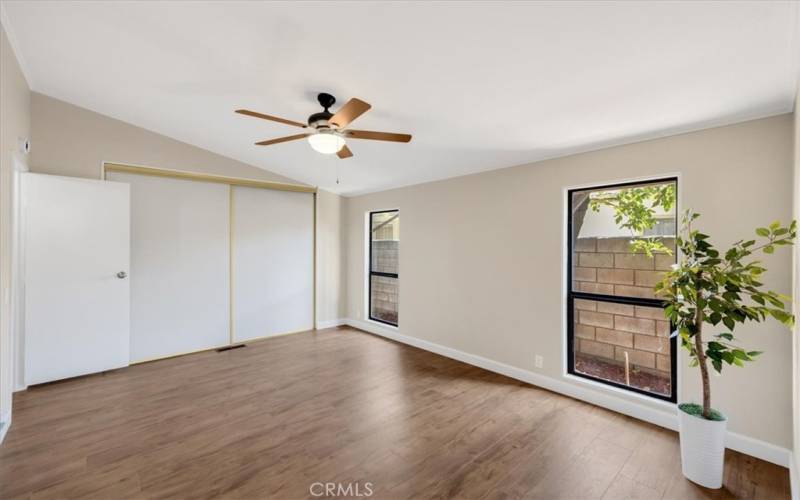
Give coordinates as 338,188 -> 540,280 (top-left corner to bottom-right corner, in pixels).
567,178 -> 677,401
369,210 -> 399,326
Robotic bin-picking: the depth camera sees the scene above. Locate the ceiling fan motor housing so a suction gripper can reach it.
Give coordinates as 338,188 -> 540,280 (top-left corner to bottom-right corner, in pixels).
308,110 -> 333,128
308,92 -> 336,128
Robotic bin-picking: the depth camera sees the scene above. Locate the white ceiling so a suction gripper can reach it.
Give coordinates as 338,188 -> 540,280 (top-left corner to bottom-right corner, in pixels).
3,1 -> 799,196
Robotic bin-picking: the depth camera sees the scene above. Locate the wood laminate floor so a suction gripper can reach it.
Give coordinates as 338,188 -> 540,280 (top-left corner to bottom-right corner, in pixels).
0,326 -> 790,499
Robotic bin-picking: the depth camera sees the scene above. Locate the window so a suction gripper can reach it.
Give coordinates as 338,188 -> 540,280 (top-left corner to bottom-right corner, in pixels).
567,178 -> 677,401
369,210 -> 399,326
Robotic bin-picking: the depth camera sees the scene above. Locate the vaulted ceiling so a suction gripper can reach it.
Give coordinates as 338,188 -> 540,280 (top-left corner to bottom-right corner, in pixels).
3,1 -> 799,195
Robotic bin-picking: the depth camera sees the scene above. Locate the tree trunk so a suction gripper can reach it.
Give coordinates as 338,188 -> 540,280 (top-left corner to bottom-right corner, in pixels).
693,308 -> 711,419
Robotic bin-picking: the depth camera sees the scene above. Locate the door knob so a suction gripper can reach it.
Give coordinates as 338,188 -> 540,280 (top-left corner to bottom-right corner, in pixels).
116,271 -> 127,279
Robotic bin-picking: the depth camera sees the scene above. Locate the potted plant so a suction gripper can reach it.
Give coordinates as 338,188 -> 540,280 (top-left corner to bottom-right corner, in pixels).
654,211 -> 796,488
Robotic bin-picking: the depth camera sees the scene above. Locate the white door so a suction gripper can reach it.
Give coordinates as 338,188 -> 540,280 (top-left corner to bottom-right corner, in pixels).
106,171 -> 230,362
232,186 -> 314,342
24,173 -> 130,385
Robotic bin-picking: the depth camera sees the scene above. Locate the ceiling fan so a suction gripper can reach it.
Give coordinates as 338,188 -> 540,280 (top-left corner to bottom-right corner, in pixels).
235,93 -> 412,159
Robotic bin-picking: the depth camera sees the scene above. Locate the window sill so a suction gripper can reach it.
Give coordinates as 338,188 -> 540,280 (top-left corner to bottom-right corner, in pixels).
366,318 -> 399,331
563,373 -> 677,410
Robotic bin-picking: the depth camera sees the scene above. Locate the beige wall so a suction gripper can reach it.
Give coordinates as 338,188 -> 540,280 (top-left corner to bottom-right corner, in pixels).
0,23 -> 30,424
345,114 -> 794,449
316,189 -> 347,324
30,92 -> 301,184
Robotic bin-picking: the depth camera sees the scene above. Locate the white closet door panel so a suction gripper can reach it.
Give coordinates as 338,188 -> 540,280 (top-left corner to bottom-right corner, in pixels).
233,187 -> 313,342
108,172 -> 230,362
24,174 -> 130,385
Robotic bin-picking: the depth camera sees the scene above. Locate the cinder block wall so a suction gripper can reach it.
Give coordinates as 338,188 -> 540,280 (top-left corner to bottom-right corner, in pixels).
371,240 -> 399,319
573,236 -> 674,375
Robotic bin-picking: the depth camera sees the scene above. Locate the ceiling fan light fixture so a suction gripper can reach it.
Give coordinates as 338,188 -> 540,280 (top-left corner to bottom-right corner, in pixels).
308,130 -> 346,155
237,93 -> 412,161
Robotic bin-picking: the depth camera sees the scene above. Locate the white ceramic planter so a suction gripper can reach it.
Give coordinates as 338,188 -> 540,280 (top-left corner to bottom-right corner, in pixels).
678,405 -> 727,489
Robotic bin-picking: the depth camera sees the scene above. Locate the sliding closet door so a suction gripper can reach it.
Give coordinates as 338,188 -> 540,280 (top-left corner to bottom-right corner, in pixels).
232,187 -> 313,342
107,172 -> 230,362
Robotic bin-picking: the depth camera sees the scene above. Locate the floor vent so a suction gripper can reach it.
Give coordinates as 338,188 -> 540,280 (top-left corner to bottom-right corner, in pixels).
216,344 -> 246,352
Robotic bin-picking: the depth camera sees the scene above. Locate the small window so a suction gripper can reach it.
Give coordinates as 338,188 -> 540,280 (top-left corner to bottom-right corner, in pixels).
568,178 -> 677,401
369,210 -> 399,326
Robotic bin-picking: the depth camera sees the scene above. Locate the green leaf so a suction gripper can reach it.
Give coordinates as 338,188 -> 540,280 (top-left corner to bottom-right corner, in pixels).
763,245 -> 774,254
769,309 -> 795,327
732,350 -> 749,360
722,316 -> 735,330
730,309 -> 745,322
708,341 -> 725,351
770,309 -> 789,321
765,295 -> 785,308
756,227 -> 770,237
723,291 -> 739,302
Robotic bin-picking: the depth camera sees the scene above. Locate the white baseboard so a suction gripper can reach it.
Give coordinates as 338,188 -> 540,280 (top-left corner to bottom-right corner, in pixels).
0,410 -> 11,445
316,318 -> 347,329
790,452 -> 799,500
345,318 -> 791,468
724,431 -> 792,470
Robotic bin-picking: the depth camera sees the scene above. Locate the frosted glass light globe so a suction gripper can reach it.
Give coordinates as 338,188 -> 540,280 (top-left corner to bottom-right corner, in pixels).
308,131 -> 345,154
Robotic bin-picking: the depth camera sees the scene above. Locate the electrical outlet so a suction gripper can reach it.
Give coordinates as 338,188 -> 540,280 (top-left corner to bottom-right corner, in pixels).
534,355 -> 543,369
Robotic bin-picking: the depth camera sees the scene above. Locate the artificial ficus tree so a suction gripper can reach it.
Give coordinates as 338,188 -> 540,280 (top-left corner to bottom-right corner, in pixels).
588,183 -> 676,256
654,212 -> 796,419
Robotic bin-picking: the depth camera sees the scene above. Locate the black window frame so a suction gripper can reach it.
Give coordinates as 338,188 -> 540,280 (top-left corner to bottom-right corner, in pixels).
368,209 -> 399,327
567,177 -> 678,403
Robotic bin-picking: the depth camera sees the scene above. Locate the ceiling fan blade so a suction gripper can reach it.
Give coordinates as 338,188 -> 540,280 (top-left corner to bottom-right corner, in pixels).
346,130 -> 412,143
255,134 -> 309,146
337,145 -> 354,159
328,98 -> 371,128
236,109 -> 307,128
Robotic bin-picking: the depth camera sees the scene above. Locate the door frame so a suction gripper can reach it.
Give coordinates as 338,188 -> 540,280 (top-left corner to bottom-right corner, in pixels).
11,155 -> 29,393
